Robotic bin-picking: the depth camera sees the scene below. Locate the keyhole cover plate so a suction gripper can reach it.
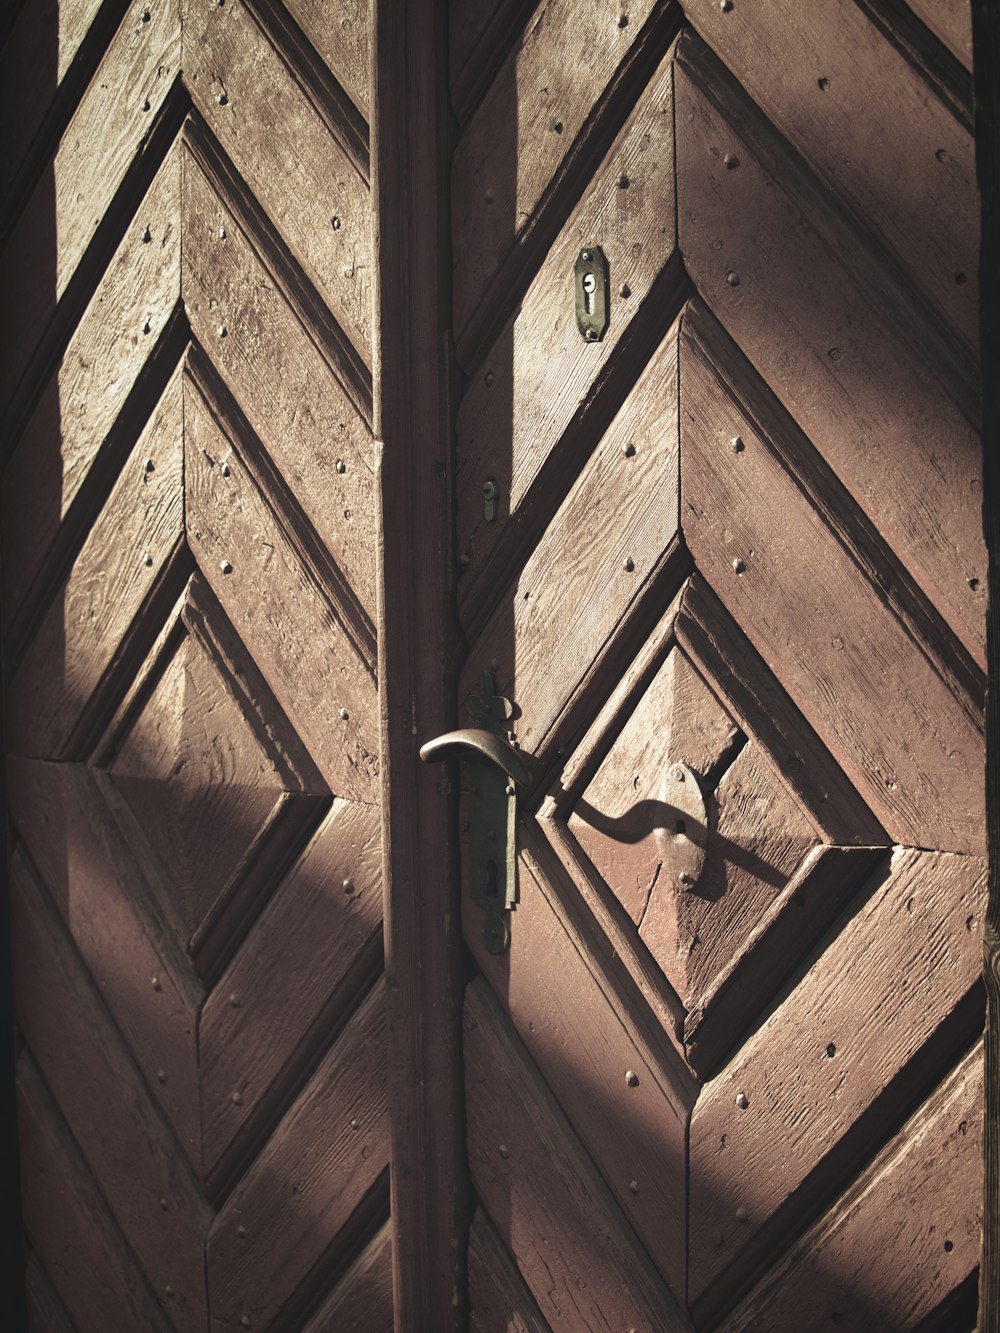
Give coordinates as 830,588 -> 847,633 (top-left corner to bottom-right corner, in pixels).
575,245 -> 609,342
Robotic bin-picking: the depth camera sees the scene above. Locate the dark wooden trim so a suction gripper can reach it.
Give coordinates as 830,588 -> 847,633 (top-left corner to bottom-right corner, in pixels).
975,0 -> 1000,1324
371,3 -> 469,1330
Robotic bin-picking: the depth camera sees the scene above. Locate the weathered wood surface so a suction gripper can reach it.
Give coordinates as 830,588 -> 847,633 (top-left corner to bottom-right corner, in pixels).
183,0 -> 372,359
681,0 -> 978,350
11,848 -> 210,1324
680,311 -> 983,855
206,982 -> 388,1331
285,0 -> 372,120
8,367 -> 184,761
301,1221 -> 394,1333
463,321 -> 679,758
452,0 -> 658,344
24,1250 -> 77,1333
721,1041 -> 983,1333
468,1207 -> 552,1333
688,848 -> 985,1318
3,147 -> 181,644
908,0 -> 974,67
456,45 -> 679,631
464,978 -> 689,1332
0,0 -> 180,421
17,1052 -> 174,1333
677,35 -> 984,665
469,822 -> 692,1293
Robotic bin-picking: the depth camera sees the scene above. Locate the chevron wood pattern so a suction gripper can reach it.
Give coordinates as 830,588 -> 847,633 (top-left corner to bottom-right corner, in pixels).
2,0 -> 388,1327
1,0 -> 985,1329
450,1 -> 984,1330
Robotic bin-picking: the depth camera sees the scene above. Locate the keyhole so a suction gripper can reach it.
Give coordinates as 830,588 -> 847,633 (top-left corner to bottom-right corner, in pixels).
486,858 -> 498,898
582,271 -> 597,315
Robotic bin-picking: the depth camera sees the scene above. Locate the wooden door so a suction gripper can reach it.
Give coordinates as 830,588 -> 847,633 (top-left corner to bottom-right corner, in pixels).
450,1 -> 985,1329
0,0 -> 450,1327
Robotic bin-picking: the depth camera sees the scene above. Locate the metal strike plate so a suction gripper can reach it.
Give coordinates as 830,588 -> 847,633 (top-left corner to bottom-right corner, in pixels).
654,762 -> 708,891
575,245 -> 609,342
419,672 -> 527,953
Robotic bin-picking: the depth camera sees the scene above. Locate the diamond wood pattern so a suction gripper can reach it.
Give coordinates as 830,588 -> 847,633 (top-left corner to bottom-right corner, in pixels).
2,0 -> 986,1329
451,1 -> 984,1329
2,0 -> 388,1327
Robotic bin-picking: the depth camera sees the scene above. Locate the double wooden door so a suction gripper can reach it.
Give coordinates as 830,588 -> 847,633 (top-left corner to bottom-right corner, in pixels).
1,0 -> 985,1329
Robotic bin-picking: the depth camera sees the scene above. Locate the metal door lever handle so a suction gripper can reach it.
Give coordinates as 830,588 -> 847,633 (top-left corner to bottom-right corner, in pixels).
419,728 -> 529,784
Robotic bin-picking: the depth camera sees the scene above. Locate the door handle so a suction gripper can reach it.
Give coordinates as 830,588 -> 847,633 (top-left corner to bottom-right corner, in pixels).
420,715 -> 528,955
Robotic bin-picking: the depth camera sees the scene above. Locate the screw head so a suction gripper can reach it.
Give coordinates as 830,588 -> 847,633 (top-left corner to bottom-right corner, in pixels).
219,226 -> 227,239
620,282 -> 631,298
581,250 -> 592,261
724,153 -> 739,170
339,707 -> 349,720
141,553 -> 153,568
623,441 -> 636,457
733,558 -> 746,575
152,977 -> 162,991
229,993 -> 240,1008
218,323 -> 228,338
726,270 -> 740,287
679,872 -> 695,887
331,215 -> 342,230
144,457 -> 155,472
216,90 -> 229,105
498,1143 -> 510,1159
730,435 -> 745,452
618,172 -> 630,189
343,878 -> 355,894
232,1090 -> 243,1106
585,328 -> 598,340
623,556 -> 635,572
720,0 -> 733,9
157,1070 -> 167,1085
141,98 -> 151,111
629,1179 -> 640,1194
160,1198 -> 169,1211
221,461 -> 231,477
735,1091 -> 749,1109
350,1118 -> 360,1130
625,1069 -> 639,1087
220,559 -> 233,574
335,458 -> 346,473
736,1205 -> 749,1223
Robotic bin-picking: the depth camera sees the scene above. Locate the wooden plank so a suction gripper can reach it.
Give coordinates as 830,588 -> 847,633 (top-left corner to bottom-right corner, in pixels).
722,1041 -> 983,1332
17,1052 -> 173,1333
464,977 -> 688,1330
468,1207 -> 552,1333
24,1251 -> 77,1333
681,0 -> 977,350
688,847 -> 986,1318
0,0 -> 105,204
206,982 -> 389,1331
301,1221 -> 394,1333
10,848 -> 210,1324
470,822 -> 692,1294
676,39 -> 985,666
182,142 -> 376,620
456,44 -> 679,633
200,798 -> 382,1177
0,0 -> 180,417
284,0 -> 372,119
904,0 -> 973,70
7,756 -> 203,1164
372,0 -> 468,1327
674,577 -> 887,848
182,0 -> 371,359
639,741 -> 820,1009
3,146 -> 181,638
463,320 -> 679,758
451,0 -> 657,341
449,0 -> 538,126
7,366 -> 184,761
568,643 -> 741,926
183,360 -> 379,802
679,312 -> 984,855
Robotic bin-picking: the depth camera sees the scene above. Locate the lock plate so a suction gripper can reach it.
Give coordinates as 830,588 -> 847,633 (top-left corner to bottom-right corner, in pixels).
654,762 -> 708,892
575,245 -> 609,342
463,671 -> 520,953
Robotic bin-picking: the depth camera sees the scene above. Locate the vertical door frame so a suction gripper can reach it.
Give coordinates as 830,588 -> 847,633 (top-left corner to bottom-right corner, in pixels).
976,0 -> 1000,1323
371,2 -> 469,1329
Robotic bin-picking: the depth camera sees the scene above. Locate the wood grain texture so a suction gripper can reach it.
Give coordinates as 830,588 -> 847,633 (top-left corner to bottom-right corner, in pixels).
470,821 -> 692,1294
681,0 -> 977,350
676,39 -> 985,666
689,847 -> 985,1315
463,320 -> 679,759
452,0 -> 657,339
3,146 -> 181,636
10,848 -> 210,1324
200,798 -> 382,1176
722,1041 -> 983,1333
465,978 -> 689,1331
206,982 -> 389,1331
182,0 -> 372,359
17,1052 -> 174,1333
7,367 -> 184,761
301,1220 -> 394,1333
907,0 -> 974,67
285,0 -> 372,119
24,1250 -> 77,1333
469,1206 -> 552,1333
679,315 -> 984,855
456,44 -> 677,626
0,0 -> 180,417
449,0 -> 539,126
7,756 -> 202,1163
183,142 -> 376,620
183,362 -> 379,801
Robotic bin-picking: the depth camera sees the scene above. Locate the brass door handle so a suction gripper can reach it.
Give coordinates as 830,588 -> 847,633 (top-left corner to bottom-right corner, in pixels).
420,726 -> 528,954
419,728 -> 529,784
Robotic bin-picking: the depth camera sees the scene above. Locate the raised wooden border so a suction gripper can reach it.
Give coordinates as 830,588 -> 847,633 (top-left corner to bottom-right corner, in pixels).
371,2 -> 468,1329
976,0 -> 1000,1323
